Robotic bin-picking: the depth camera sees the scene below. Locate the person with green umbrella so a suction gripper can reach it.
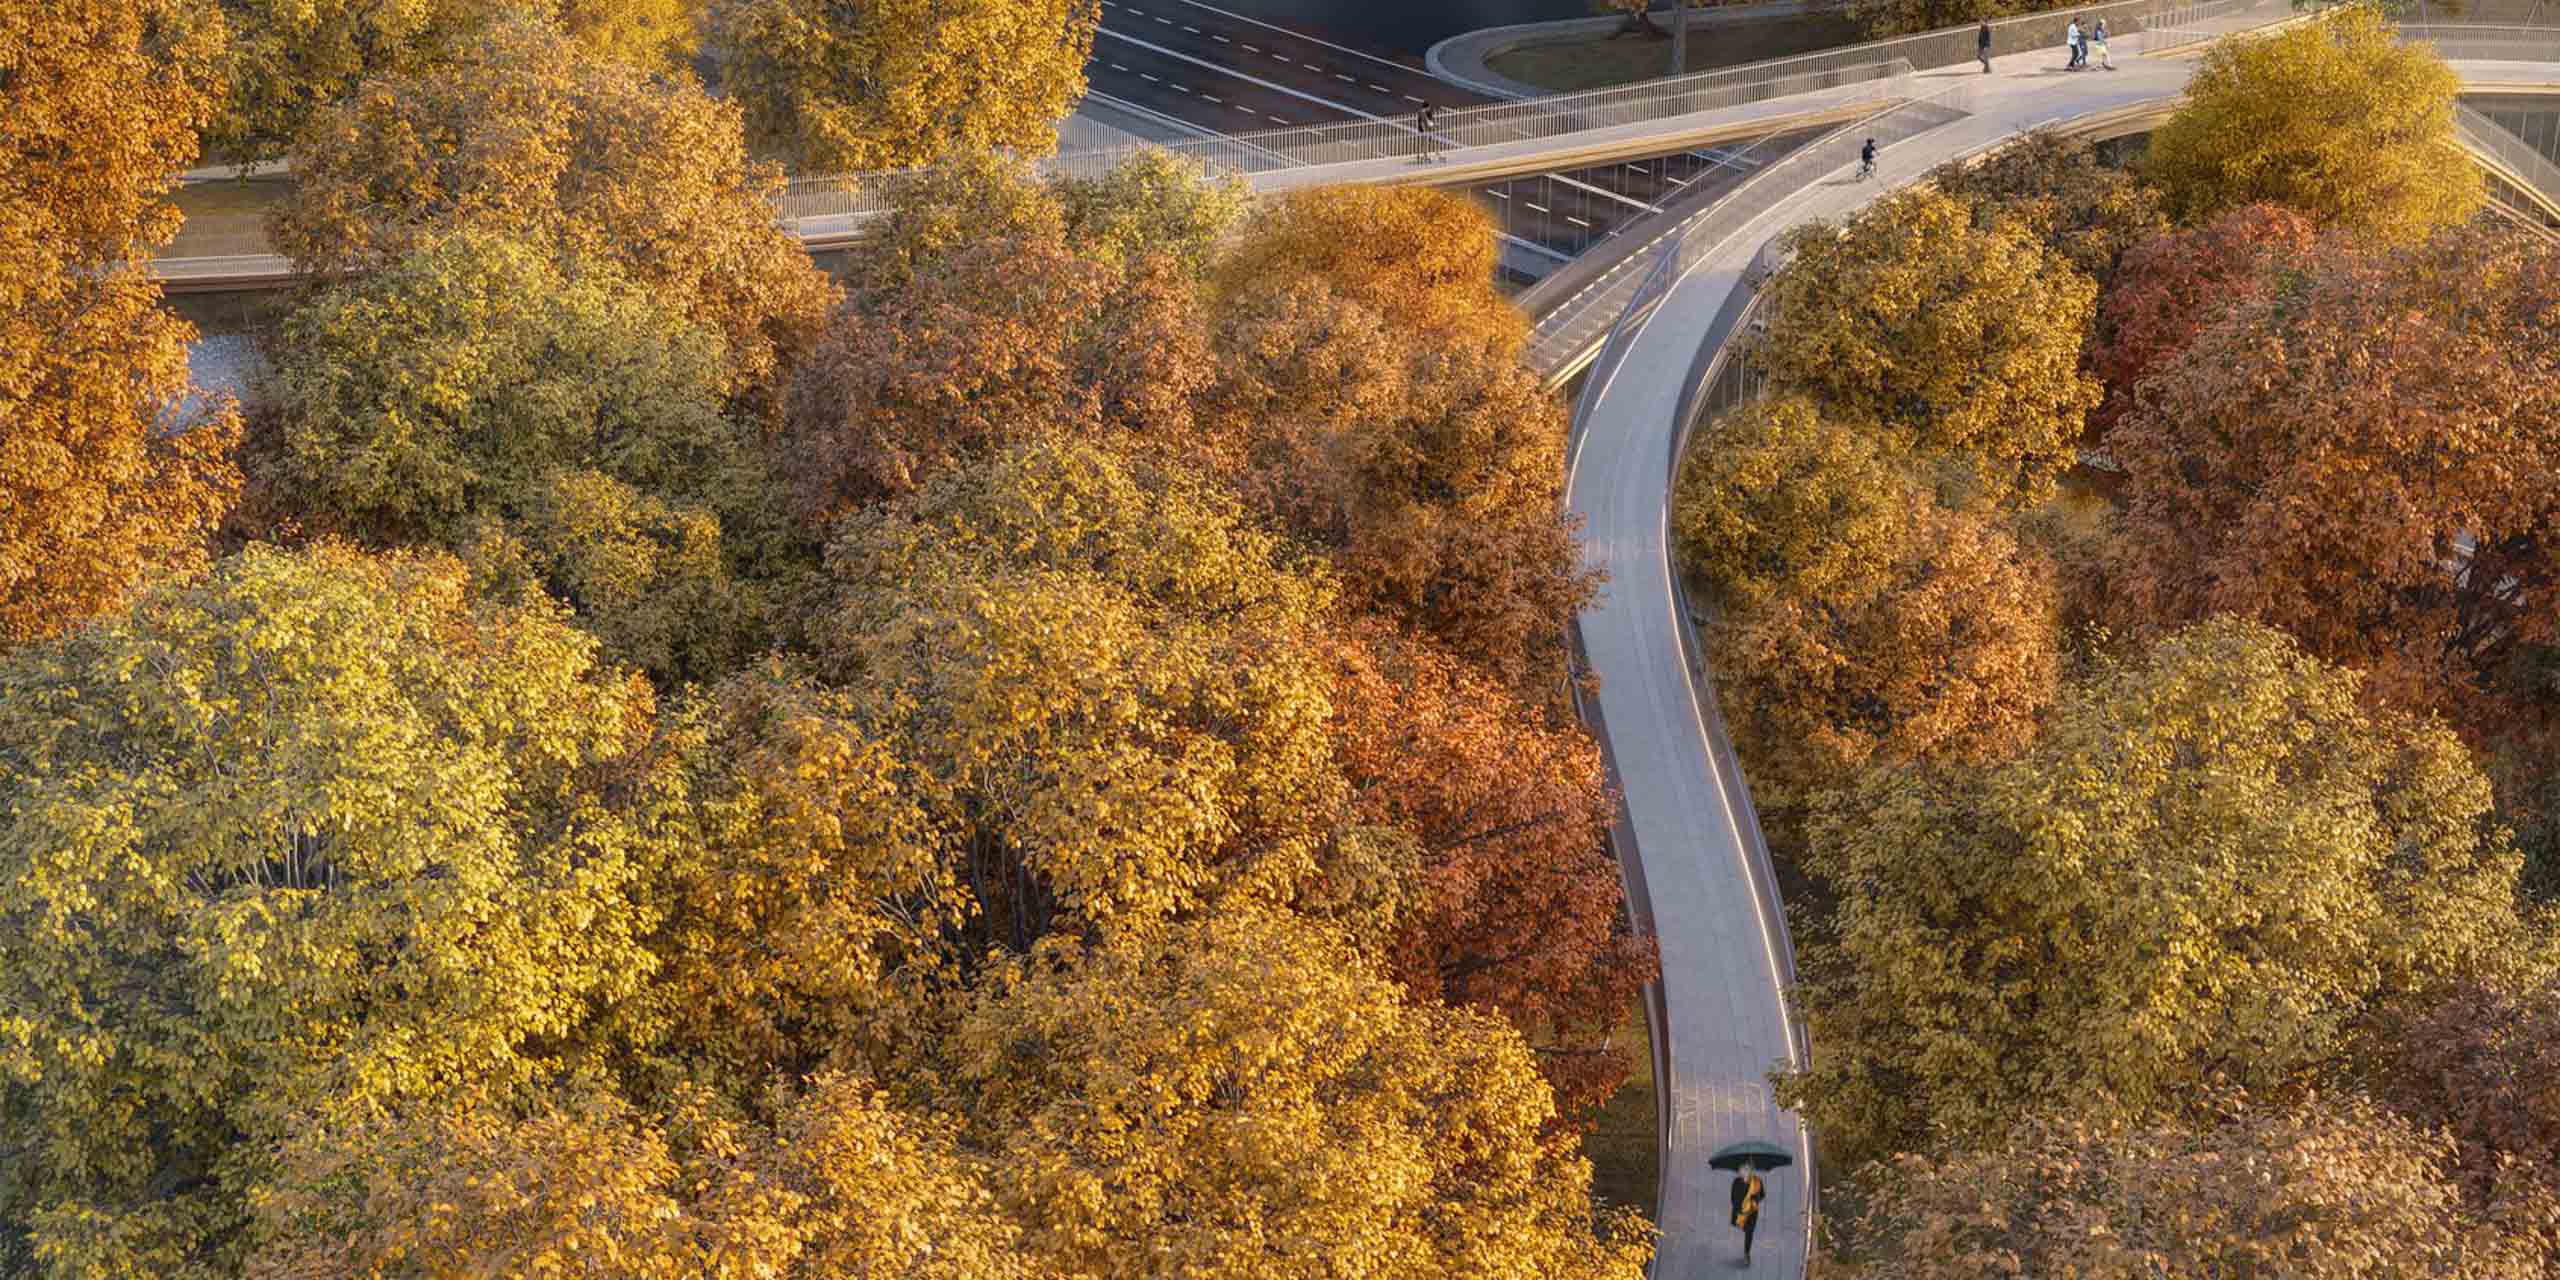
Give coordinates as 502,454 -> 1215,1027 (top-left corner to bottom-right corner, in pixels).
1710,1139 -> 1793,1267
1730,1166 -> 1765,1264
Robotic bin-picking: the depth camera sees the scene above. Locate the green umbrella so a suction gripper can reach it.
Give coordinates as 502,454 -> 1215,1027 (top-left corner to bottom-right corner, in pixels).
1708,1138 -> 1795,1172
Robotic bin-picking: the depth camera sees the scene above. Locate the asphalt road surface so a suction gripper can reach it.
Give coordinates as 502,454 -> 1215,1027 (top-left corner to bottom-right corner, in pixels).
1087,0 -> 1491,130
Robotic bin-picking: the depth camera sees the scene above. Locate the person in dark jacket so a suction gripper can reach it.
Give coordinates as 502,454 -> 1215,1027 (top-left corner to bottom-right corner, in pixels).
1858,136 -> 1877,180
1731,1169 -> 1767,1264
1979,18 -> 1994,73
1414,102 -> 1439,163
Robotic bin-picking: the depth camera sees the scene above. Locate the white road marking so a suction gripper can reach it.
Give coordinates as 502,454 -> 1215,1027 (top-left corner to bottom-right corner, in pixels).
1368,82 -> 1391,92
1110,62 -> 1128,70
1403,94 -> 1425,104
1566,216 -> 1592,227
1202,93 -> 1221,102
1169,0 -> 1437,81
1154,14 -> 1172,23
1212,33 -> 1228,41
1182,24 -> 1199,32
1170,82 -> 1189,92
1141,72 -> 1159,81
1525,202 -> 1549,213
1333,73 -> 1354,82
1096,27 -> 1386,121
1240,42 -> 1257,51
1267,113 -> 1288,123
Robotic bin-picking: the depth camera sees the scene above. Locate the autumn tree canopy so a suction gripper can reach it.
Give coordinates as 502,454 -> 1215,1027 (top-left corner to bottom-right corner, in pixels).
2104,226 -> 2560,733
209,0 -> 703,160
1750,187 -> 2101,507
1783,618 -> 2530,1170
2086,201 -> 2319,437
1825,1093 -> 2560,1279
1330,626 -> 1655,1117
1672,394 -> 1917,615
0,545 -> 664,1275
943,909 -> 1655,1280
1925,128 -> 2166,285
1217,184 -> 1530,357
783,238 -> 1213,520
244,1076 -> 1032,1280
707,0 -> 1100,172
2145,4 -> 2479,242
1214,279 -> 1596,687
821,440 -> 1349,953
1713,503 -> 2058,802
1,0 -> 238,648
271,14 -> 837,392
243,231 -> 794,684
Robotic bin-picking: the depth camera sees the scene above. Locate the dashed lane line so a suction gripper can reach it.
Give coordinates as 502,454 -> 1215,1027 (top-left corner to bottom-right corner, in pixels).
1096,26 -> 1385,122
1168,0 -> 1445,83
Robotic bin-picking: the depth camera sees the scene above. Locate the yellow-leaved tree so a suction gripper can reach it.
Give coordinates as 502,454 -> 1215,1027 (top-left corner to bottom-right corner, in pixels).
242,231 -> 799,685
210,0 -> 704,161
820,439 -> 1354,953
2144,3 -> 2478,242
707,0 -> 1100,172
244,1077 -> 1032,1280
270,13 -> 836,394
0,544 -> 665,1274
1749,187 -> 2101,507
1780,617 -> 2532,1170
1,0 -> 238,648
945,908 -> 1655,1280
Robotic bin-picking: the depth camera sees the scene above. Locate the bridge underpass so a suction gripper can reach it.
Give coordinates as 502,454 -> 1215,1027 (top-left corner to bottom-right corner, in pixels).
1459,128 -> 1832,286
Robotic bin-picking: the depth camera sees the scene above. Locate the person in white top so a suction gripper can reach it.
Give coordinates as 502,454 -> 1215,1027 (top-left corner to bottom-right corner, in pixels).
2065,18 -> 2083,69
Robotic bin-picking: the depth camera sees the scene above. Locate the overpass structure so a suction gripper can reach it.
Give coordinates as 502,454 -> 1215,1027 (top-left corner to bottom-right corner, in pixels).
147,12 -> 2560,1279
1557,14 -> 2560,1280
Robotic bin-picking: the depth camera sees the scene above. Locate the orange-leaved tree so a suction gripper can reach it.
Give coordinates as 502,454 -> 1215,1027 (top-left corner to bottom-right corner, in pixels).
1216,184 -> 1529,358
2103,225 -> 2560,736
0,0 -> 238,648
1330,625 -> 1655,1117
1712,502 -> 2060,804
782,238 -> 1214,521
1214,278 -> 1597,689
2087,201 -> 2319,438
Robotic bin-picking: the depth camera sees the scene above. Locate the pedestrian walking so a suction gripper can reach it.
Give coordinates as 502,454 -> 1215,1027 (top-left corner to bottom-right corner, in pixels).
1731,1169 -> 1766,1265
1413,103 -> 1438,163
1858,136 -> 1877,180
2066,17 -> 2085,68
1979,18 -> 1994,72
2093,18 -> 2112,67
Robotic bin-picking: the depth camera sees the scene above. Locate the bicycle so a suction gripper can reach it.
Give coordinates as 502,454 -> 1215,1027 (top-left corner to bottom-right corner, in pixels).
1855,157 -> 1876,181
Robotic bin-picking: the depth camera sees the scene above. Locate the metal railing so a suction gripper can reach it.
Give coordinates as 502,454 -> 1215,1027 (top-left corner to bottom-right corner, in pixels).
2401,21 -> 2560,61
2457,100 -> 2560,218
774,60 -> 1919,221
1536,80 -> 1984,383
